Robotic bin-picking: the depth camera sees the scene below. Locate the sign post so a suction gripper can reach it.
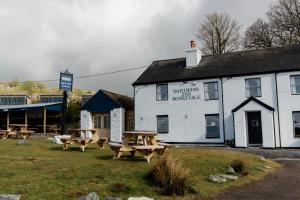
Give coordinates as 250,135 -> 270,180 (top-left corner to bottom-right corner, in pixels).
59,70 -> 73,135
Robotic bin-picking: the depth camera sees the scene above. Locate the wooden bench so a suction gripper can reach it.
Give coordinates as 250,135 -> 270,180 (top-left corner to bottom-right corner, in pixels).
109,143 -> 135,159
61,138 -> 73,150
0,131 -> 8,141
72,137 -> 93,152
132,145 -> 164,163
97,137 -> 108,149
157,142 -> 173,156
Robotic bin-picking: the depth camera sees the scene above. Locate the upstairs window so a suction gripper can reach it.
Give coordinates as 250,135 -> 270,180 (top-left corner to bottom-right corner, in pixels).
157,115 -> 169,133
291,75 -> 300,95
205,114 -> 220,139
245,78 -> 261,97
204,82 -> 219,100
156,84 -> 168,101
293,112 -> 300,137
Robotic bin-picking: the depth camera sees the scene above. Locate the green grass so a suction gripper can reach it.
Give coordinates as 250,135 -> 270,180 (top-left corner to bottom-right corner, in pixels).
0,139 -> 280,200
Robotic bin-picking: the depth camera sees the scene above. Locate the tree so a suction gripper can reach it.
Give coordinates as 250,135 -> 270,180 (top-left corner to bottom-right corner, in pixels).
267,0 -> 300,46
197,13 -> 241,55
244,18 -> 274,49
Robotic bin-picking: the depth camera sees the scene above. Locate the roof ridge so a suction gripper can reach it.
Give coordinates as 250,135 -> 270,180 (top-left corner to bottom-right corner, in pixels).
203,45 -> 300,57
100,89 -> 133,100
153,57 -> 185,63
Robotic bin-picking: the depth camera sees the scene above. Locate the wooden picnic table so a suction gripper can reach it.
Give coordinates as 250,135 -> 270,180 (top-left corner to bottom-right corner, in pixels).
60,129 -> 96,152
18,130 -> 34,139
9,124 -> 28,131
109,131 -> 172,163
0,130 -> 9,141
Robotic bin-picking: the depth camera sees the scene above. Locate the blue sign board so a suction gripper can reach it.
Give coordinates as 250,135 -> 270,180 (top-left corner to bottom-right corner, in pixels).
59,72 -> 73,91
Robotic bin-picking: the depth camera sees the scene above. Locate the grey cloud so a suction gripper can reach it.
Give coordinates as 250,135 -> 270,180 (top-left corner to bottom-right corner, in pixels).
0,0 -> 276,96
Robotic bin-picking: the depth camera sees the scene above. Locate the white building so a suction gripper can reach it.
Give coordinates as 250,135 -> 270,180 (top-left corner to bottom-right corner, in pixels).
80,90 -> 134,143
133,41 -> 300,148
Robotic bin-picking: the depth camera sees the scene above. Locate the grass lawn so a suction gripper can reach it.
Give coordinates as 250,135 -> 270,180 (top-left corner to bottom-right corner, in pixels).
0,138 -> 280,200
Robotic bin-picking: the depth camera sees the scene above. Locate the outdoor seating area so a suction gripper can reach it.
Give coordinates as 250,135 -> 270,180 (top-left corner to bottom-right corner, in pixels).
109,131 -> 173,162
0,123 -> 34,141
60,128 -> 97,151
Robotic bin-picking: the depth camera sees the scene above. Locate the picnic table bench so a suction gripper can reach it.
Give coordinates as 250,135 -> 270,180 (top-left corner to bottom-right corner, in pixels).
18,130 -> 34,140
132,145 -> 164,163
0,129 -> 17,141
60,129 -> 96,152
109,131 -> 173,162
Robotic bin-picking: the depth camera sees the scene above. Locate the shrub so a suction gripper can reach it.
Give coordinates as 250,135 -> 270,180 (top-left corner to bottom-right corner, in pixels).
149,157 -> 194,196
230,159 -> 246,174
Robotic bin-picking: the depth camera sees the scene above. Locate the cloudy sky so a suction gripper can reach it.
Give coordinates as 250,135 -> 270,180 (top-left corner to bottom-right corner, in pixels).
0,0 -> 277,96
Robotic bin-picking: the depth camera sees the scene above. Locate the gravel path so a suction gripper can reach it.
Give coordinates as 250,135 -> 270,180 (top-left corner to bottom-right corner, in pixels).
211,148 -> 300,200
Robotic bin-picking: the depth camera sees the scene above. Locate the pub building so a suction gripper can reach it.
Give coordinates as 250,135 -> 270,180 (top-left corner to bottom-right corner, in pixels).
133,41 -> 300,148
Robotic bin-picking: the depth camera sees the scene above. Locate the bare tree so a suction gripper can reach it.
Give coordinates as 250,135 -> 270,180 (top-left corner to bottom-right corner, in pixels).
244,18 -> 274,49
267,0 -> 300,46
197,13 -> 241,55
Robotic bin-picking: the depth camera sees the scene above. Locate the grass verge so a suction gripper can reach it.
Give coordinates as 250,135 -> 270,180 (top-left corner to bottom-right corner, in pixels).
0,139 -> 280,200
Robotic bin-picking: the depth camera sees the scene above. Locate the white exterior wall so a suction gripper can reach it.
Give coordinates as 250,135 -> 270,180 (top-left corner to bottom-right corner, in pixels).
110,108 -> 125,143
135,79 -> 224,143
277,71 -> 300,147
80,110 -> 93,137
222,74 -> 281,147
234,101 -> 275,148
134,71 -> 300,147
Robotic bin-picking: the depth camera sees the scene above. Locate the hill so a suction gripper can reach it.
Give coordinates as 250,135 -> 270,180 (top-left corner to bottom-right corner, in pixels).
0,80 -> 94,101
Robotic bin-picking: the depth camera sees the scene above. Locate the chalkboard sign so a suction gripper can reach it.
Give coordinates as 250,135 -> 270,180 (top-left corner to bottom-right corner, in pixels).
59,72 -> 73,92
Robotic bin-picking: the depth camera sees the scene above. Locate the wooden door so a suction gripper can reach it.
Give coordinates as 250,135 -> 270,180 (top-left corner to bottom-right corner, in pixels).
93,113 -> 110,140
247,112 -> 263,145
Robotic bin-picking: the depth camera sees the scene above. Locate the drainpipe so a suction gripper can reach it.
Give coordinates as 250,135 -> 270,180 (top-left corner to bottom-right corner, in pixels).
275,73 -> 282,148
220,78 -> 226,143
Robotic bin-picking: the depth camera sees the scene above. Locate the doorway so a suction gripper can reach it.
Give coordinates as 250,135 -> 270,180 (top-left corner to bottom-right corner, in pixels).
247,111 -> 263,145
93,113 -> 110,139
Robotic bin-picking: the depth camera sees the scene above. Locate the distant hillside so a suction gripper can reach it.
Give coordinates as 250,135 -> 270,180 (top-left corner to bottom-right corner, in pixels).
0,81 -> 94,101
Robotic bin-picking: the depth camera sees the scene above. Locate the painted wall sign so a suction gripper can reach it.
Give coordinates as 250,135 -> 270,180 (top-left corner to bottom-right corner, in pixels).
171,87 -> 201,101
59,72 -> 73,92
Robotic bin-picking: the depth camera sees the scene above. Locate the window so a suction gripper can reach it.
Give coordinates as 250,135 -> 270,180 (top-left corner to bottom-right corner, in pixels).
291,75 -> 300,95
293,112 -> 300,137
156,84 -> 168,101
94,115 -> 102,129
205,114 -> 220,138
157,115 -> 169,133
204,82 -> 219,100
245,78 -> 261,97
103,116 -> 110,129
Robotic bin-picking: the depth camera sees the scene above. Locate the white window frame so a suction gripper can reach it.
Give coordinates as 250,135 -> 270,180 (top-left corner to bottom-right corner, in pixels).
157,115 -> 169,134
156,84 -> 168,101
291,75 -> 300,95
204,81 -> 219,100
293,111 -> 300,137
205,114 -> 220,139
245,78 -> 262,98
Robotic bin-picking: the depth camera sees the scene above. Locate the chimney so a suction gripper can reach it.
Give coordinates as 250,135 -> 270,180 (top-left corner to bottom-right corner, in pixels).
185,41 -> 201,68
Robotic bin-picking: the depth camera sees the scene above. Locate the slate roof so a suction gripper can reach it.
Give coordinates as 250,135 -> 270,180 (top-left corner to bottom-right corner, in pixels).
133,46 -> 300,86
81,90 -> 133,112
